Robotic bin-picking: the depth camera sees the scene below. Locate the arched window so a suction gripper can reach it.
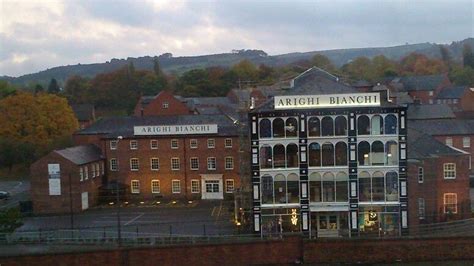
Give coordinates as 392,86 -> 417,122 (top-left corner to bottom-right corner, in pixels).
357,115 -> 370,135
308,117 -> 320,137
287,173 -> 299,203
308,143 -> 321,167
358,141 -> 371,166
321,117 -> 334,136
335,116 -> 347,136
259,146 -> 272,169
322,142 -> 334,166
285,118 -> 298,137
372,171 -> 384,201
385,114 -> 397,134
335,172 -> 348,202
286,143 -> 299,168
386,171 -> 399,201
274,174 -> 286,203
261,175 -> 273,204
322,172 -> 335,202
273,118 -> 285,138
259,119 -> 271,138
371,141 -> 384,165
335,142 -> 348,166
358,171 -> 371,202
386,141 -> 398,165
309,172 -> 321,202
273,144 -> 286,168
371,115 -> 383,135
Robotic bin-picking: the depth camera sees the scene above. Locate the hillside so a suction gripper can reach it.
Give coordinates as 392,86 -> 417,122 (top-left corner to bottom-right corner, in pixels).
3,38 -> 473,87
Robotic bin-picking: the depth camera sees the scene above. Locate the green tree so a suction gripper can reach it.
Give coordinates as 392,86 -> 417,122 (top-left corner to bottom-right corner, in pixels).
48,78 -> 60,94
0,80 -> 16,99
34,84 -> 44,94
311,54 -> 336,72
231,60 -> 259,87
341,57 -> 372,81
449,65 -> 474,86
463,43 -> 474,68
0,208 -> 23,233
64,75 -> 90,103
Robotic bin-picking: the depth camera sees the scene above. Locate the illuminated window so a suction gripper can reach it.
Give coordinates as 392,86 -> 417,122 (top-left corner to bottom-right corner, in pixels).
151,180 -> 160,193
443,163 -> 456,179
443,193 -> 457,214
84,166 -> 89,180
226,179 -> 235,193
131,180 -> 140,194
445,137 -> 453,146
162,102 -> 169,109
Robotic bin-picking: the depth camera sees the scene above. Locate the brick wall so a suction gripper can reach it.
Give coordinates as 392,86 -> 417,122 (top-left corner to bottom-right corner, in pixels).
134,91 -> 191,116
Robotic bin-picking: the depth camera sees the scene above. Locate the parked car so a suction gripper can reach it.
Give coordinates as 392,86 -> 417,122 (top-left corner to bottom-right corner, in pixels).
0,191 -> 10,200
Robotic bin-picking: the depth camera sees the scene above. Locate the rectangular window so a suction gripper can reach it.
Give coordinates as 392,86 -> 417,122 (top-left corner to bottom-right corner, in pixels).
150,140 -> 158,149
191,180 -> 200,193
131,180 -> 140,194
429,99 -> 433,104
130,140 -> 138,150
95,163 -> 99,177
110,140 -> 117,150
444,193 -> 457,214
150,158 -> 159,171
207,157 -> 216,170
225,138 -> 232,148
190,157 -> 199,170
171,158 -> 180,170
418,167 -> 424,183
130,158 -> 139,171
226,179 -> 235,193
190,139 -> 198,149
443,163 -> 456,179
453,99 -> 459,104
463,137 -> 470,148
418,198 -> 425,219
172,180 -> 181,193
445,137 -> 453,146
162,102 -> 169,109
110,158 -> 118,171
429,91 -> 434,96
79,167 -> 84,181
171,139 -> 179,149
400,181 -> 407,196
91,164 -> 96,178
207,139 -> 215,148
101,161 -> 104,175
225,157 -> 234,170
151,180 -> 160,193
84,166 -> 89,180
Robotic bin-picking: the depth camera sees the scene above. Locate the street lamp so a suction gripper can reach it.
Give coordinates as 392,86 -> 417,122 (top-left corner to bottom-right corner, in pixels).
116,136 -> 122,246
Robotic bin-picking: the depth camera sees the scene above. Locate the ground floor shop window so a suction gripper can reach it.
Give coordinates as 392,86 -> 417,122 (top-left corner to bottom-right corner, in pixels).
358,206 -> 400,237
261,208 -> 301,235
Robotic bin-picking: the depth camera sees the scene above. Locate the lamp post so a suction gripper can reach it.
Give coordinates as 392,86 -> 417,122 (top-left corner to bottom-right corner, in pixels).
116,136 -> 123,246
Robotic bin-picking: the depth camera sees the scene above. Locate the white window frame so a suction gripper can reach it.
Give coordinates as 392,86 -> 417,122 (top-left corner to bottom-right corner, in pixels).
443,163 -> 456,179
190,139 -> 198,149
84,166 -> 89,180
130,158 -> 139,171
171,139 -> 179,149
162,102 -> 169,109
110,140 -> 117,150
150,140 -> 158,149
207,157 -> 216,170
130,140 -> 138,150
172,180 -> 181,193
91,164 -> 96,178
418,167 -> 424,183
171,157 -> 180,170
443,193 -> 457,214
418,198 -> 425,219
225,138 -> 232,148
150,158 -> 159,171
79,167 -> 84,181
463,137 -> 470,148
207,139 -> 215,149
101,161 -> 104,175
191,180 -> 200,193
131,180 -> 140,194
151,180 -> 160,193
190,157 -> 199,170
95,163 -> 100,177
225,156 -> 234,170
226,179 -> 235,193
110,158 -> 118,171
445,137 -> 453,146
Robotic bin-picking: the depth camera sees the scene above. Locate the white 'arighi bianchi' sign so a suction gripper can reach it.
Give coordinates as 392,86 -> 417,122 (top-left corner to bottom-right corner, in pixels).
274,93 -> 380,109
134,124 -> 218,135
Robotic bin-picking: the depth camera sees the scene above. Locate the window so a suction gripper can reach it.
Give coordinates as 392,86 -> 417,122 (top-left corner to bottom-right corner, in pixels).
207,157 -> 216,170
285,118 -> 298,137
91,164 -> 96,178
225,138 -> 233,148
321,143 -> 334,166
371,141 -> 384,165
151,180 -> 160,193
130,158 -> 139,171
358,141 -> 370,166
261,175 -> 274,204
429,99 -> 433,104
358,171 -> 371,202
445,137 -> 453,146
79,167 -> 84,181
95,163 -> 100,177
226,179 -> 235,193
225,157 -> 234,170
101,161 -> 104,175
150,140 -> 158,149
335,116 -> 347,136
171,139 -> 179,149
207,139 -> 215,148
191,180 -> 200,193
463,137 -> 470,148
190,139 -> 198,149
190,157 -> 199,170
308,143 -> 321,167
309,173 -> 322,202
385,172 -> 399,201
308,117 -> 320,137
418,167 -> 424,183
453,99 -> 459,104
386,141 -> 398,165
286,143 -> 299,167
260,145 -> 272,168
273,144 -> 285,168
110,140 -> 117,150
384,114 -> 397,134
172,180 -> 181,193
371,115 -> 383,135
443,193 -> 457,214
84,166 -> 89,180
274,174 -> 286,203
418,198 -> 425,219
321,117 -> 334,136
429,91 -> 434,96
259,119 -> 271,138
171,158 -> 180,170
131,180 -> 140,194
162,102 -> 169,109
357,115 -> 370,135
443,163 -> 456,179
150,158 -> 159,170
273,118 -> 285,137
130,140 -> 138,150
110,158 -> 118,171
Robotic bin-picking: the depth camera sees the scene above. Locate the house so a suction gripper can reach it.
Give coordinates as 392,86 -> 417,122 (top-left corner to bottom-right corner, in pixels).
389,74 -> 452,104
436,86 -> 474,117
133,91 -> 192,116
71,104 -> 96,129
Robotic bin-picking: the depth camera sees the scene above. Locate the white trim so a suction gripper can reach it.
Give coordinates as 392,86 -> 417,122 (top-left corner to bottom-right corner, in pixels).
151,180 -> 160,193
172,179 -> 181,193
131,180 -> 140,194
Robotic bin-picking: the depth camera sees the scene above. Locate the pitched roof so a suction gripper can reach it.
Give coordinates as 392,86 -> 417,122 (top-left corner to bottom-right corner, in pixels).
436,86 -> 468,99
409,119 -> 474,136
407,127 -> 465,159
185,97 -> 232,107
407,103 -> 455,120
394,74 -> 447,92
55,144 -> 103,165
71,104 -> 95,121
76,114 -> 240,138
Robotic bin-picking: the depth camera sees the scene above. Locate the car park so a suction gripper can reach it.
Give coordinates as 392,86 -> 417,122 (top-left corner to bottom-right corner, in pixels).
0,191 -> 10,200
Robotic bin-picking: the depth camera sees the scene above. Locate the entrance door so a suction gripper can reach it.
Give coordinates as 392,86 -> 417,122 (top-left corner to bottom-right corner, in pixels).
202,180 -> 223,199
317,214 -> 339,237
81,192 -> 89,210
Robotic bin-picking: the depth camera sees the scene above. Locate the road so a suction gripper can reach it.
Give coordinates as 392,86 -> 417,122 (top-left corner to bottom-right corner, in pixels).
0,180 -> 30,210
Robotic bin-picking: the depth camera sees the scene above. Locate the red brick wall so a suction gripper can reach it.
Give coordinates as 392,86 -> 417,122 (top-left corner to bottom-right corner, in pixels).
73,133 -> 106,150
433,135 -> 474,161
134,91 -> 191,116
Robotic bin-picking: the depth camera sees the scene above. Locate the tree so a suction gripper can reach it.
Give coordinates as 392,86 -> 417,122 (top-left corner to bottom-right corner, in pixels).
400,53 -> 448,75
34,84 -> 44,94
0,80 -> 16,99
231,60 -> 259,87
0,208 -> 22,233
64,75 -> 90,103
341,57 -> 372,81
450,65 -> 474,86
48,78 -> 60,93
462,43 -> 474,68
370,55 -> 399,80
311,54 -> 336,72
439,45 -> 452,68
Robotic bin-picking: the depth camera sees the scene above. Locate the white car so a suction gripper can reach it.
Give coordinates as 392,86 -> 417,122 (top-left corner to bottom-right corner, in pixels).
0,191 -> 10,200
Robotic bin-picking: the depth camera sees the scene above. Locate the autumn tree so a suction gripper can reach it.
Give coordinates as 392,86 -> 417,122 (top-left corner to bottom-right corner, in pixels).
64,75 -> 90,103
311,54 -> 337,73
0,80 -> 16,99
399,53 -> 448,75
34,84 -> 44,94
231,60 -> 259,87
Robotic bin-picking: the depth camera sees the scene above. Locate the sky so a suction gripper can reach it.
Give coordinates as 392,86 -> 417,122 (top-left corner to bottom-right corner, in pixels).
0,0 -> 473,77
